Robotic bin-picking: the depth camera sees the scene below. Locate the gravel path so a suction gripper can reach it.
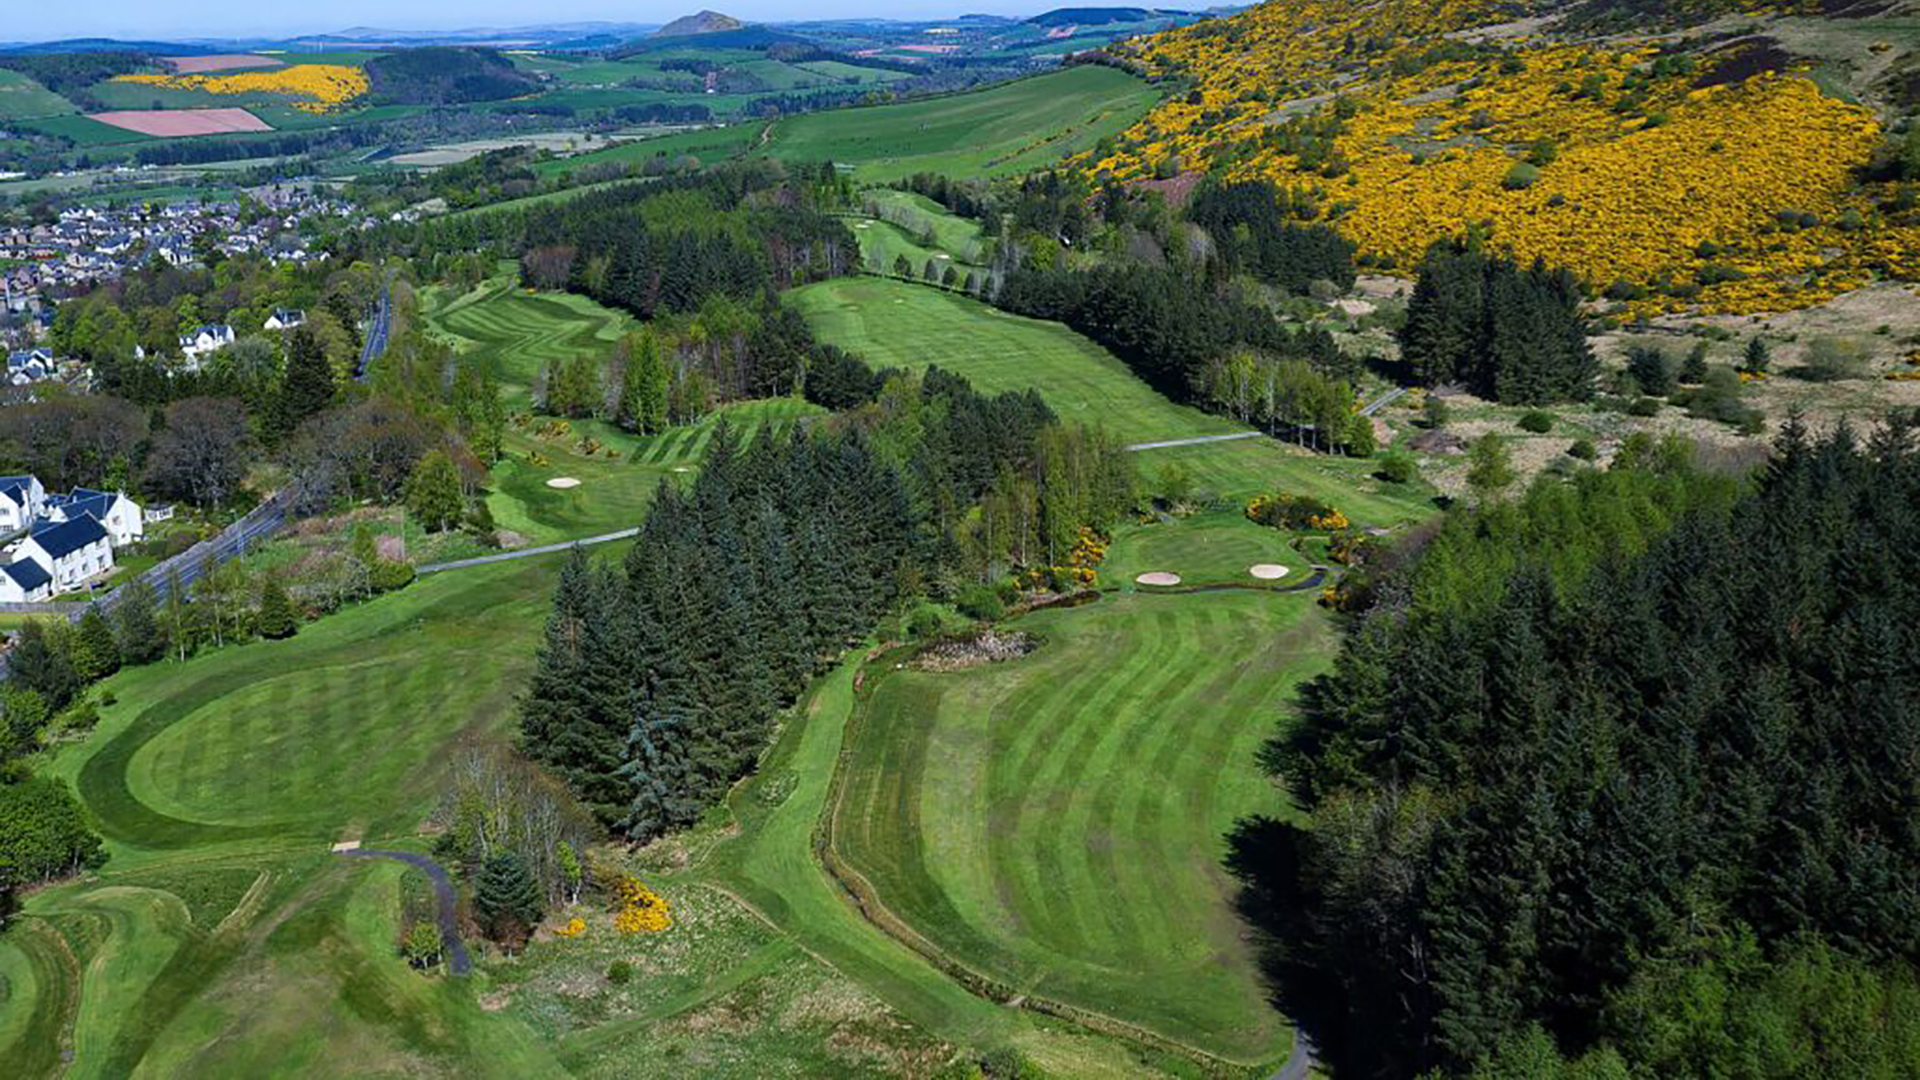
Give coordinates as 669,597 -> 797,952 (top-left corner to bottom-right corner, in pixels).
337,849 -> 471,975
416,528 -> 639,574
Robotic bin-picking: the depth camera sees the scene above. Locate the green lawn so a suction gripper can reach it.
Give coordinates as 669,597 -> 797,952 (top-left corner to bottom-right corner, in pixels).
8,114 -> 151,145
1101,510 -> 1305,589
3,557 -> 573,1078
792,275 -> 1437,516
422,276 -> 824,542
758,66 -> 1161,182
830,583 -> 1334,1065
0,69 -> 76,119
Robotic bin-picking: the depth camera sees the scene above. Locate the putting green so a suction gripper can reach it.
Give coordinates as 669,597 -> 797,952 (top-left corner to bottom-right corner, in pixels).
830,586 -> 1335,1064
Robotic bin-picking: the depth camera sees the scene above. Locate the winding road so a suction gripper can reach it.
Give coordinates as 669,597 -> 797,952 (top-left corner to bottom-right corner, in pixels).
336,849 -> 472,975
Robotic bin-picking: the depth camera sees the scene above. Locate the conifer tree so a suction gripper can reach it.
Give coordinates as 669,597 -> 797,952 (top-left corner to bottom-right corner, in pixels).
275,325 -> 336,439
619,329 -> 670,434
475,852 -> 543,944
72,605 -> 120,683
113,580 -> 165,666
257,577 -> 297,639
1741,336 -> 1772,375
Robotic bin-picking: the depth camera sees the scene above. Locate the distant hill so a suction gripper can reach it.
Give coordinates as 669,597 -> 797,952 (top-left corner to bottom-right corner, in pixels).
653,11 -> 745,38
362,47 -> 542,105
611,25 -> 811,58
1026,8 -> 1162,27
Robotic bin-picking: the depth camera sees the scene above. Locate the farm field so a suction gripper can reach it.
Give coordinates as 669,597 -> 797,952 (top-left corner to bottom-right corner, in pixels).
0,69 -> 75,119
758,66 -> 1161,182
830,583 -> 1332,1065
533,123 -> 762,179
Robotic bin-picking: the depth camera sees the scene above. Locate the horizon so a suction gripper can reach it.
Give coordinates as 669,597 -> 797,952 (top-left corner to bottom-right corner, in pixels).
2,2 -> 1212,46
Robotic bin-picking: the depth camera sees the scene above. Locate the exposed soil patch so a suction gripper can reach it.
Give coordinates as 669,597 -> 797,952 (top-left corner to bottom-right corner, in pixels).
913,630 -> 1036,671
89,108 -> 272,136
165,54 -> 284,73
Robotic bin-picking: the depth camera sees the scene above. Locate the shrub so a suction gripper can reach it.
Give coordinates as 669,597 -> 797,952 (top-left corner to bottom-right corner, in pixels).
907,605 -> 944,640
1247,492 -> 1348,531
1567,438 -> 1598,461
1377,451 -> 1419,484
1518,410 -> 1554,433
606,959 -> 633,985
1502,162 -> 1541,190
1801,335 -> 1870,382
955,583 -> 1005,623
1628,396 -> 1663,417
1680,341 -> 1710,383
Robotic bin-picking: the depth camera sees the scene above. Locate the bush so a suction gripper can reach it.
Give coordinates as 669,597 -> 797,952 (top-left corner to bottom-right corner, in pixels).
1517,410 -> 1555,433
606,959 -> 633,985
907,605 -> 945,640
1502,161 -> 1541,190
955,583 -> 1005,623
1377,451 -> 1419,484
1800,335 -> 1871,382
1567,438 -> 1598,460
1628,396 -> 1663,417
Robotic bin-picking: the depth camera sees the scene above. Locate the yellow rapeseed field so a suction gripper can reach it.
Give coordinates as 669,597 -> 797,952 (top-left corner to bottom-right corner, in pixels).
1088,0 -> 1912,314
114,64 -> 368,114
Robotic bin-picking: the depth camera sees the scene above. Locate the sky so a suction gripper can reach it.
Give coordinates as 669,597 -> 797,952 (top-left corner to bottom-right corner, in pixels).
4,1 -> 1148,43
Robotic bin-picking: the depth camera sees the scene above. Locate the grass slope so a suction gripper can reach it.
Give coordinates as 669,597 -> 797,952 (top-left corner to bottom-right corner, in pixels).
791,275 -> 1434,520
421,277 -> 824,542
0,69 -> 77,119
760,66 -> 1160,182
831,586 -> 1330,1064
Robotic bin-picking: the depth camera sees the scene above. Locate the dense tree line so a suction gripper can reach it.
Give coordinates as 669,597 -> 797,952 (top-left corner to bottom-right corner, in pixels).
1399,238 -> 1597,404
995,263 -> 1344,405
363,48 -> 542,106
1234,419 -> 1920,1077
522,363 -> 1131,834
1187,179 -> 1357,293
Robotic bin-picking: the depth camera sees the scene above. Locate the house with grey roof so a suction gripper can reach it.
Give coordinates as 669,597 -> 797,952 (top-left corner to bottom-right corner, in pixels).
0,475 -> 47,533
13,515 -> 112,593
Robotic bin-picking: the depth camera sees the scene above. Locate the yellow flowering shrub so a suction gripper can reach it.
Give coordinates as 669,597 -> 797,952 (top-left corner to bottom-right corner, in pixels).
1086,0 -> 1910,314
114,64 -> 368,113
610,875 -> 671,935
554,917 -> 587,937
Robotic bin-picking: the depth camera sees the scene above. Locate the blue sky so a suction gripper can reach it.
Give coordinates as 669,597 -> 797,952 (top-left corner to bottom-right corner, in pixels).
7,2 -> 1144,42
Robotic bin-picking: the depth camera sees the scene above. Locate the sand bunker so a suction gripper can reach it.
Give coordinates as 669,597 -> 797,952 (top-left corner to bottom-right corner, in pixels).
546,477 -> 581,489
1249,564 -> 1290,580
1135,572 -> 1182,586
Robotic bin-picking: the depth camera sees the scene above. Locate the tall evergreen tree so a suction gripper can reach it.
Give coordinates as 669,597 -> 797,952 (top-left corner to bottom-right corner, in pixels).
275,325 -> 336,438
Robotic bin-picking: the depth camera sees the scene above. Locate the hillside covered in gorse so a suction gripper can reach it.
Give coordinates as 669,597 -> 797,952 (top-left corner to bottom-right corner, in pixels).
1086,0 -> 1920,313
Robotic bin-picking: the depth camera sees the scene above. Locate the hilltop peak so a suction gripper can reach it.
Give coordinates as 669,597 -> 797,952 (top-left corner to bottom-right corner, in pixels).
652,10 -> 745,37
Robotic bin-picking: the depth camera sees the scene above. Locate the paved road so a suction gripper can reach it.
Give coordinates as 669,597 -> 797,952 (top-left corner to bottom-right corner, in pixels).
416,527 -> 640,574
1125,432 -> 1263,452
1271,1031 -> 1316,1080
354,271 -> 394,383
1360,387 -> 1408,417
338,849 -> 472,975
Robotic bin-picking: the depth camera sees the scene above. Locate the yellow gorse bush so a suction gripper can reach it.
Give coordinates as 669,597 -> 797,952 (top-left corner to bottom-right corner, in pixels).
1086,0 -> 1913,314
554,916 -> 588,937
611,875 -> 671,935
114,64 -> 368,113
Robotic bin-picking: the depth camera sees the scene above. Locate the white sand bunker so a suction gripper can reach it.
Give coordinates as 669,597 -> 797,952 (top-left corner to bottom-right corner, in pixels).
672,466 -> 691,473
1249,564 -> 1290,580
1136,572 -> 1182,586
546,477 -> 581,489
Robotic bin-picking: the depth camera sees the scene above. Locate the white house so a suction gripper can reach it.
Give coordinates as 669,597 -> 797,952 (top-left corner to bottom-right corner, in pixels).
265,307 -> 305,331
179,324 -> 235,362
0,475 -> 47,532
43,488 -> 144,547
6,349 -> 54,386
0,556 -> 52,603
13,515 -> 112,593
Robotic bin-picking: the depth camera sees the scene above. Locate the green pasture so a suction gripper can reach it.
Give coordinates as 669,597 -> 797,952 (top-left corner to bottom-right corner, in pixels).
758,66 -> 1160,182
796,60 -> 911,84
533,123 -> 761,179
8,114 -> 150,145
0,69 -> 76,119
831,585 -> 1332,1064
